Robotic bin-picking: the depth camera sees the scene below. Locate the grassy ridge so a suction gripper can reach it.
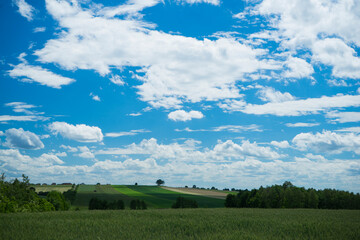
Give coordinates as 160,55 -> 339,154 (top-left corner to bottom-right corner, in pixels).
1,208 -> 359,240
72,185 -> 133,210
113,185 -> 225,208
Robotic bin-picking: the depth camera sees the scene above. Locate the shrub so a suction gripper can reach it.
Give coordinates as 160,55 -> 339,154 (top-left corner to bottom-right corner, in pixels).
172,197 -> 198,208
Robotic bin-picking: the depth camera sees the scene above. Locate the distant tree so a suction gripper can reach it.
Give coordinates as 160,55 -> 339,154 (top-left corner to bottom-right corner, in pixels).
185,186 -> 188,188
135,182 -> 138,186
225,194 -> 236,208
156,179 -> 165,186
192,185 -> 196,189
211,186 -> 216,190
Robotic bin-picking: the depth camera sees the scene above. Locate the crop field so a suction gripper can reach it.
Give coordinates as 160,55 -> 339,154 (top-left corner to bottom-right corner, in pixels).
31,185 -> 73,193
113,185 -> 225,208
72,185 -> 133,210
162,186 -> 232,199
1,208 -> 359,240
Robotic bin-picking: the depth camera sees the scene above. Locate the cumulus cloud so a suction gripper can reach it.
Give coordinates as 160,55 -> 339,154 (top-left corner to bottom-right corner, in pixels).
34,0 -> 279,108
292,130 -> 360,155
90,93 -> 100,101
220,94 -> 360,116
49,122 -> 103,142
168,110 -> 204,121
283,57 -> 314,79
8,63 -> 75,88
13,0 -> 35,21
3,128 -> 44,150
255,0 -> 360,80
109,75 -> 125,86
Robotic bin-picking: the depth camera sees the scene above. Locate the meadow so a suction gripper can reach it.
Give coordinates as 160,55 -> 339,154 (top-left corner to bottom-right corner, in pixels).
1,208 -> 359,240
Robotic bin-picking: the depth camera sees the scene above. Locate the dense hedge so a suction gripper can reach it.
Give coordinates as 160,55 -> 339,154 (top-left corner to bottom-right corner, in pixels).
225,181 -> 360,209
89,197 -> 125,210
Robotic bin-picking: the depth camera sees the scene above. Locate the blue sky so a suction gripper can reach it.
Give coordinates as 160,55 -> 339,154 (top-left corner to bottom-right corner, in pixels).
1,0 -> 360,192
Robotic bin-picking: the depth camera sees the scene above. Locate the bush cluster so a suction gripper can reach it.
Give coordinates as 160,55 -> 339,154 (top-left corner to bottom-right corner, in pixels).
172,197 -> 198,208
225,181 -> 360,209
89,197 -> 125,210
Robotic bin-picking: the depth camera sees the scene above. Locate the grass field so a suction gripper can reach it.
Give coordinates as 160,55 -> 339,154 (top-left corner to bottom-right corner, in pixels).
1,208 -> 359,239
113,185 -> 225,208
72,185 -> 133,210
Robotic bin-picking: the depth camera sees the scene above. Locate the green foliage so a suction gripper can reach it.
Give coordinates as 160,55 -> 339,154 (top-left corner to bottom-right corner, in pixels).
0,173 -> 55,213
63,184 -> 78,204
172,197 -> 198,208
46,191 -> 70,211
225,182 -> 360,209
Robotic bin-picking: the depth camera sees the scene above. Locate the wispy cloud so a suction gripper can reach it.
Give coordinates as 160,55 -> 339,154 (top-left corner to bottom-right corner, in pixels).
105,129 -> 151,137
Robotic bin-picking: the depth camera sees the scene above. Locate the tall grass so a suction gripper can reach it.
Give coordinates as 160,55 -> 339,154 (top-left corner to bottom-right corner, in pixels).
1,208 -> 359,240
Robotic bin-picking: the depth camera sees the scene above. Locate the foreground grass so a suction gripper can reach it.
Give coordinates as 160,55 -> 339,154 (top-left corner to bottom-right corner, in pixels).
1,208 -> 359,240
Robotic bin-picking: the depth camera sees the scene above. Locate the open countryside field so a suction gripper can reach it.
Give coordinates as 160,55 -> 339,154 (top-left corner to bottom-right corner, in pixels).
162,186 -> 233,199
31,185 -> 73,193
113,185 -> 225,208
72,185 -> 134,210
1,208 -> 359,240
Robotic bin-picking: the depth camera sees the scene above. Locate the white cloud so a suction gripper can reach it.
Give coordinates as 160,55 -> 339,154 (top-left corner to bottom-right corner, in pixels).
286,122 -> 320,128
98,0 -> 161,18
13,0 -> 35,21
292,130 -> 360,155
327,79 -> 349,87
49,122 -> 103,142
4,128 -> 44,150
33,27 -> 46,33
271,140 -> 290,149
5,102 -> 43,115
60,144 -> 78,152
109,75 -> 125,86
8,63 -> 75,89
36,153 -> 64,165
105,129 -> 150,137
221,94 -> 360,116
312,38 -> 360,79
35,0 -> 279,108
257,87 -> 295,103
90,93 -> 100,101
283,57 -> 314,79
0,115 -> 47,122
326,111 -> 360,123
168,110 -> 204,121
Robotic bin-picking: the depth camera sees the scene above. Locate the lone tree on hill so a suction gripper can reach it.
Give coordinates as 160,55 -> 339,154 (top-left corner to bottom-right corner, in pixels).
156,179 -> 164,186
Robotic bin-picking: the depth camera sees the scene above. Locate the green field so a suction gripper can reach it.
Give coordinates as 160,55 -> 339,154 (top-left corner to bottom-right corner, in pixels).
31,185 -> 73,193
72,185 -> 134,210
113,185 -> 225,208
1,208 -> 359,239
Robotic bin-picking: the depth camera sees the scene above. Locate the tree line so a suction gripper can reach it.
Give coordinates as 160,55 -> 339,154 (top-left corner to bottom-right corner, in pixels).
0,174 -> 70,213
225,181 -> 360,209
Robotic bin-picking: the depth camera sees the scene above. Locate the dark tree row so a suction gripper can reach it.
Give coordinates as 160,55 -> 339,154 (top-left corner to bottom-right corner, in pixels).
89,197 -> 125,210
130,199 -> 147,210
172,197 -> 198,208
225,181 -> 360,209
